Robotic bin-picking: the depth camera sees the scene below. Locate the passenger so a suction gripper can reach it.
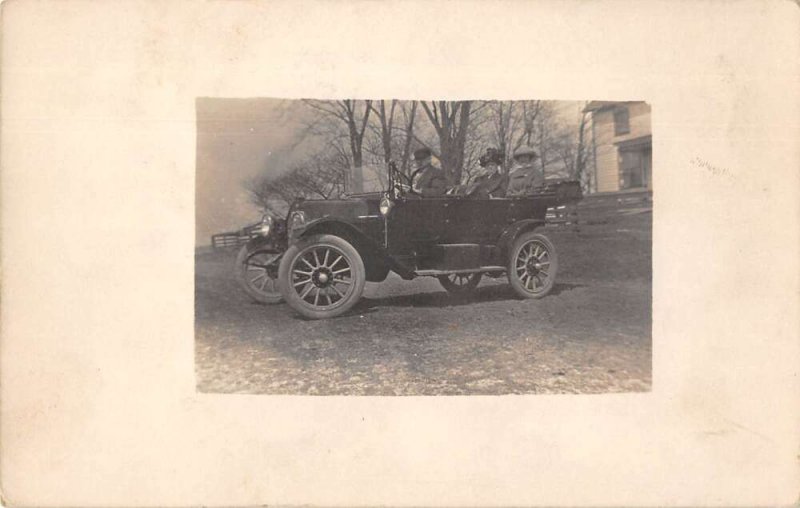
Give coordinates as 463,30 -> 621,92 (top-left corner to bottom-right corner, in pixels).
506,146 -> 544,197
467,148 -> 507,198
410,147 -> 448,196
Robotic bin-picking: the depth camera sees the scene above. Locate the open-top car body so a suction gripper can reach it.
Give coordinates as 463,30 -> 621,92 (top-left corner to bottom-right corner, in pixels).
236,163 -> 581,319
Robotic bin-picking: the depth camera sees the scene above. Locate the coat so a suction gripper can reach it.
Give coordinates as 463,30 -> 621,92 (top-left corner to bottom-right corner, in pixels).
468,172 -> 508,198
411,164 -> 448,196
505,162 -> 544,196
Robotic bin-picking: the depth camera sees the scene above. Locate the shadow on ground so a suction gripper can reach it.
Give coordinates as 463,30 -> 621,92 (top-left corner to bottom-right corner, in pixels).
352,281 -> 586,312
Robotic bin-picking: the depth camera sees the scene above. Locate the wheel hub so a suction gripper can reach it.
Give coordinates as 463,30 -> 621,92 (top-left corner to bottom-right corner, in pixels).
313,267 -> 333,287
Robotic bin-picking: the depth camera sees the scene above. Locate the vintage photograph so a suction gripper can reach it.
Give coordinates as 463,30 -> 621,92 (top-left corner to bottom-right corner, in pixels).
4,0 -> 798,503
195,98 -> 652,395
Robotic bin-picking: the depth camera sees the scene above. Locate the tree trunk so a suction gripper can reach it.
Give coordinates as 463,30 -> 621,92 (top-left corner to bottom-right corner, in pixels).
452,101 -> 471,183
575,107 -> 590,192
400,101 -> 417,176
342,99 -> 371,194
351,148 -> 364,193
377,100 -> 396,164
422,100 -> 472,185
497,102 -> 509,172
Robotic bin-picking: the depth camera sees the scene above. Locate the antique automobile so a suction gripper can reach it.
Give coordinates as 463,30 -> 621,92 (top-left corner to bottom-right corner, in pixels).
236,162 -> 581,319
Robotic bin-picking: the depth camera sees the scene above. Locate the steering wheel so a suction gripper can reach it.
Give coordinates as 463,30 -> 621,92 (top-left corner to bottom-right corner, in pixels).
391,163 -> 418,195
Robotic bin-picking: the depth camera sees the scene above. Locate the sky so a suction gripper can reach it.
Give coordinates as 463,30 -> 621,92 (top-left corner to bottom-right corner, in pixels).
195,98 -> 585,246
195,98 -> 311,245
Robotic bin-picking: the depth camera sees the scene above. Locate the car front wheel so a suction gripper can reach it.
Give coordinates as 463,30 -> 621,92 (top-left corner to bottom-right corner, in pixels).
278,234 -> 366,319
235,245 -> 283,304
507,231 -> 558,299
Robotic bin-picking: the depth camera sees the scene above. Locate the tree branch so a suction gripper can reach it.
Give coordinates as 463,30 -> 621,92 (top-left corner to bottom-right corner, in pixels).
303,99 -> 348,122
421,101 -> 443,136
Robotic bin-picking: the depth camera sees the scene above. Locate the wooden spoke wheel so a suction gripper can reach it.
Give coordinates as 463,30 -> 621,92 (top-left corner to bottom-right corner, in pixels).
278,234 -> 365,319
235,245 -> 283,304
507,232 -> 558,299
437,272 -> 482,294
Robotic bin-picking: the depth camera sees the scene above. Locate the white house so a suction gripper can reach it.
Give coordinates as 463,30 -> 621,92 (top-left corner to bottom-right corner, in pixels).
585,101 -> 652,193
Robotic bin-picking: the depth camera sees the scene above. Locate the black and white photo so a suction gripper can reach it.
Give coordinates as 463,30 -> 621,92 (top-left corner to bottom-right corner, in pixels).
195,98 -> 653,395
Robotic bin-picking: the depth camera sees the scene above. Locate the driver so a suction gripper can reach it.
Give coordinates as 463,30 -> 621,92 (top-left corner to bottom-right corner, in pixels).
410,147 -> 447,196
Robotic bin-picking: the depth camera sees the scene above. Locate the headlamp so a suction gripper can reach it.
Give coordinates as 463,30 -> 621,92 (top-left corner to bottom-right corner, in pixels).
290,211 -> 306,230
258,214 -> 274,236
379,195 -> 393,216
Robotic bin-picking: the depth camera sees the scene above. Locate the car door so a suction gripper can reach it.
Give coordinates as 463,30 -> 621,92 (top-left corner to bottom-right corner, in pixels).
441,197 -> 511,245
386,196 -> 448,254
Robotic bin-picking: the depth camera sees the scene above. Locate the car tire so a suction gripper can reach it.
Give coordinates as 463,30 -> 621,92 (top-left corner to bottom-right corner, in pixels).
235,244 -> 283,304
437,273 -> 482,294
507,231 -> 558,299
278,234 -> 366,319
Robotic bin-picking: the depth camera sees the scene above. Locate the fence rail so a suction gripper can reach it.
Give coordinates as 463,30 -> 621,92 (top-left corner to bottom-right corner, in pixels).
211,233 -> 254,249
211,221 -> 263,249
547,189 -> 652,229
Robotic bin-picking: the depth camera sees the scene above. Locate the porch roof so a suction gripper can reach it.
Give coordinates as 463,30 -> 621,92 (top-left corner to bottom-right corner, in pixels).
583,100 -> 645,113
615,135 -> 652,150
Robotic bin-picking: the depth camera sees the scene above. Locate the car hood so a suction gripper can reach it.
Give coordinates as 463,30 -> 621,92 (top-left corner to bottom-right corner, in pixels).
291,194 -> 383,222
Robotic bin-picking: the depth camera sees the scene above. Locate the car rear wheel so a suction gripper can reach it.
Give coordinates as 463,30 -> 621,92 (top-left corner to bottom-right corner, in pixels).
437,273 -> 482,294
235,245 -> 283,304
508,231 -> 558,299
278,234 -> 366,319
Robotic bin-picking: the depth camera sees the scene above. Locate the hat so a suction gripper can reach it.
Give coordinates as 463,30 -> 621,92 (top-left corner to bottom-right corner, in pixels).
513,146 -> 538,159
479,147 -> 504,167
413,147 -> 432,161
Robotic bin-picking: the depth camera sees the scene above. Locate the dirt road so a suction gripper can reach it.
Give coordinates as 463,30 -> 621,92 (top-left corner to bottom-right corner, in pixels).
195,213 -> 651,395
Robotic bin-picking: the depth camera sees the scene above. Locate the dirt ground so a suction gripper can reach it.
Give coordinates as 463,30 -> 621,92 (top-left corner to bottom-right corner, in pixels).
195,212 -> 651,395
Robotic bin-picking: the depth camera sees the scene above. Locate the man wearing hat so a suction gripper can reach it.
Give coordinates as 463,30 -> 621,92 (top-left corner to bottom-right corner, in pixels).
410,147 -> 447,196
506,145 -> 544,197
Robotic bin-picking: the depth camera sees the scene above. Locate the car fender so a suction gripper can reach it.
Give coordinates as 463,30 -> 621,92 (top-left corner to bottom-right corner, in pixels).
242,234 -> 286,254
296,217 -> 410,281
496,219 -> 547,259
295,217 -> 366,241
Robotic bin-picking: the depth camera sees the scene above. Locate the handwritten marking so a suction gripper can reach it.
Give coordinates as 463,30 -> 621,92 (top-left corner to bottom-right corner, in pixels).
689,156 -> 732,178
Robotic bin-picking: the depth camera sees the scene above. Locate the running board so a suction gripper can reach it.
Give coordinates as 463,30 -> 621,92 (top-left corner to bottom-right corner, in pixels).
414,266 -> 506,277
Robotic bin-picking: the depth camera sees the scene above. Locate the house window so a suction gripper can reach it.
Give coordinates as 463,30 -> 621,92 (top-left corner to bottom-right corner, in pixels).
613,107 -> 630,136
619,148 -> 652,190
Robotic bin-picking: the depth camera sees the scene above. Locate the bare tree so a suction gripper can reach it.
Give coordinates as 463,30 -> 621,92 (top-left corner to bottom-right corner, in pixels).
494,101 -> 512,168
369,100 -> 398,164
460,125 -> 490,183
485,101 -> 514,171
291,151 -> 348,199
246,175 -> 281,213
361,99 -> 402,190
472,100 -> 545,172
420,101 -> 473,184
534,103 -> 573,178
399,101 -> 418,176
516,100 -> 543,150
574,104 -> 592,192
245,148 -> 349,212
252,100 -> 589,209
303,100 -> 373,193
